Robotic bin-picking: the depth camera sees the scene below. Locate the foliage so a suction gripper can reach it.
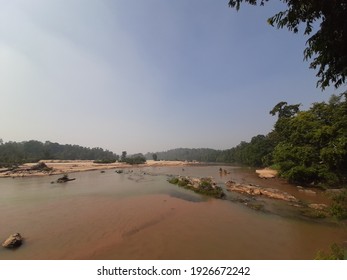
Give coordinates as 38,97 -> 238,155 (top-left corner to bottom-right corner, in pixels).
118,151 -> 146,164
315,243 -> 346,260
199,178 -> 213,189
168,176 -> 226,199
120,151 -> 127,162
329,190 -> 347,220
152,153 -> 158,161
225,135 -> 275,167
0,140 -> 119,164
177,177 -> 190,187
271,93 -> 347,186
228,0 -> 347,90
123,153 -> 147,165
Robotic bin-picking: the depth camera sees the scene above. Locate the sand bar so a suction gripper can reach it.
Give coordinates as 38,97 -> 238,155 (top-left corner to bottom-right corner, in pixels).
0,160 -> 191,178
255,168 -> 278,178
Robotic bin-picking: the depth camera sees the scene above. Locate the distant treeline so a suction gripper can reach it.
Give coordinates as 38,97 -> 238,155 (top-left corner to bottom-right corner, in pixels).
145,135 -> 273,167
147,93 -> 347,187
146,148 -> 223,163
0,140 -> 119,164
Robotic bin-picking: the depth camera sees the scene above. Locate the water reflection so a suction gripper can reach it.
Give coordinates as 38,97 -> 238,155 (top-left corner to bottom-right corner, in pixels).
167,189 -> 206,203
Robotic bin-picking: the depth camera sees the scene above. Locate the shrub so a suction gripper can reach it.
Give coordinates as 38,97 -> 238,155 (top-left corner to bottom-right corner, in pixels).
317,167 -> 340,186
167,176 -> 226,199
285,166 -> 317,184
124,156 -> 146,165
177,178 -> 190,187
315,243 -> 345,260
329,190 -> 347,220
199,178 -> 213,189
168,177 -> 179,184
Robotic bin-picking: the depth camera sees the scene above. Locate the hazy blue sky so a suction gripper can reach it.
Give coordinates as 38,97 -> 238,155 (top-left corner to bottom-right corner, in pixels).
0,0 -> 342,154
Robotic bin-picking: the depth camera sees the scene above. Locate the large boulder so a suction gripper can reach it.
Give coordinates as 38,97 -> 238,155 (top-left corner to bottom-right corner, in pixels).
2,233 -> 23,248
226,181 -> 298,202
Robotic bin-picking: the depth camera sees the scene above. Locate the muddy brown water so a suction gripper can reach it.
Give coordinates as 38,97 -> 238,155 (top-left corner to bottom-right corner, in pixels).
0,165 -> 345,259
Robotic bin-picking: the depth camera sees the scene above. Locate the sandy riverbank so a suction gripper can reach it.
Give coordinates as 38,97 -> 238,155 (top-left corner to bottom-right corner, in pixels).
255,168 -> 278,178
0,160 -> 192,178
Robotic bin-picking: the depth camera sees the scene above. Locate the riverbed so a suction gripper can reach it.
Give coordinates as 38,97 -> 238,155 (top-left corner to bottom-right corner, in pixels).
0,165 -> 345,259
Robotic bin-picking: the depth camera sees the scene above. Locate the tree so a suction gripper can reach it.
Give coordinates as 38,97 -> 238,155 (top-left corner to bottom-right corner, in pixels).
152,153 -> 158,161
270,93 -> 347,185
269,101 -> 301,144
269,102 -> 300,119
228,0 -> 347,90
120,151 -> 127,162
125,153 -> 147,165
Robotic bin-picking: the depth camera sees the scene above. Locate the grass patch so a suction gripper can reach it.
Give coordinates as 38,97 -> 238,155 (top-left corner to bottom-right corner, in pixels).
315,243 -> 346,260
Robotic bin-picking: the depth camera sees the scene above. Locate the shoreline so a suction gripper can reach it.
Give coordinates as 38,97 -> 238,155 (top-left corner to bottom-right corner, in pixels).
0,160 -> 193,178
255,168 -> 278,178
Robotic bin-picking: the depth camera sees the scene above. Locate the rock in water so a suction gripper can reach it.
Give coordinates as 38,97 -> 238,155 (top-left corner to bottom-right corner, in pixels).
2,233 -> 23,248
57,174 -> 76,183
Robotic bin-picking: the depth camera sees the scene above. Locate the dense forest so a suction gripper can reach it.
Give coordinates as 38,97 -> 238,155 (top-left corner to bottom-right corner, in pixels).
0,140 -> 119,165
147,93 -> 347,187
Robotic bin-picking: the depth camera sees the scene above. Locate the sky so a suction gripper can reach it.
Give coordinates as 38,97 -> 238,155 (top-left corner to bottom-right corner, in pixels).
0,0 -> 343,154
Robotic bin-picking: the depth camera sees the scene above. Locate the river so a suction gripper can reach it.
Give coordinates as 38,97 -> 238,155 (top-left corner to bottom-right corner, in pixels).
0,165 -> 345,259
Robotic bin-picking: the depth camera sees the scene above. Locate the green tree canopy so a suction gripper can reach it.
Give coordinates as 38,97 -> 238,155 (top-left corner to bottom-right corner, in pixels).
120,151 -> 127,162
228,0 -> 347,90
0,140 -> 119,165
271,93 -> 347,185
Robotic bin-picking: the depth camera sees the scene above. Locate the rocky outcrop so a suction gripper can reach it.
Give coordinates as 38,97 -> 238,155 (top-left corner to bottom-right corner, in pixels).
226,180 -> 298,202
57,174 -> 76,183
2,233 -> 23,249
168,176 -> 226,199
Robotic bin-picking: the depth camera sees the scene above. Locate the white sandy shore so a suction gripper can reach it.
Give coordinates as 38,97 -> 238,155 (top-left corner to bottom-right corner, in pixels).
0,160 -> 191,178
